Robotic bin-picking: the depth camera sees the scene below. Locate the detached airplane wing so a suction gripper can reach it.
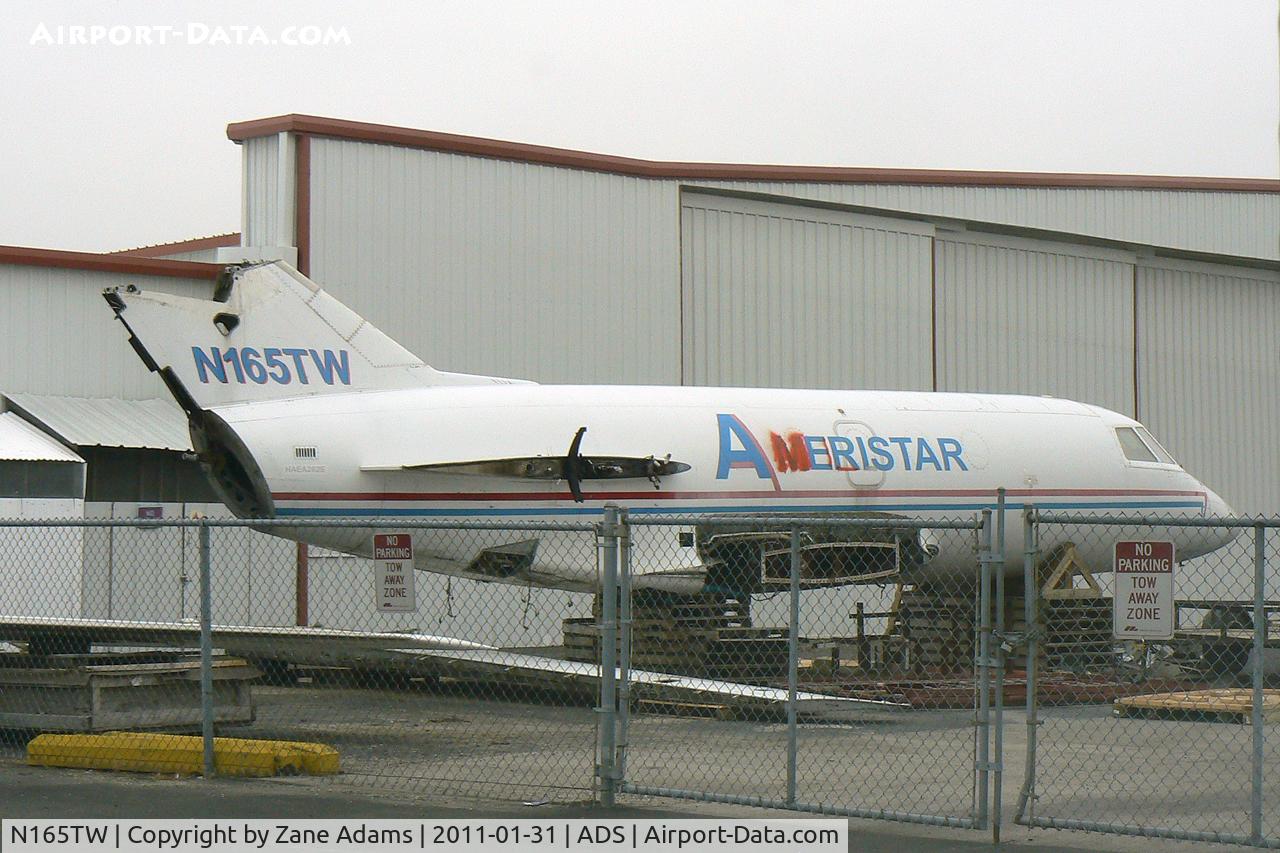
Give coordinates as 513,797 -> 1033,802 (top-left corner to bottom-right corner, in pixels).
0,617 -> 904,720
414,648 -> 909,721
0,616 -> 493,668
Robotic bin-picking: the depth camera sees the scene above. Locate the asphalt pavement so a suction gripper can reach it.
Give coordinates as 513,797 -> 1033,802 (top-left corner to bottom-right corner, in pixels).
0,759 -> 1249,853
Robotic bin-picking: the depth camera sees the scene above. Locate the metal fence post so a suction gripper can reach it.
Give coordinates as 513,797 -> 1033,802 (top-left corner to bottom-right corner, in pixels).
975,509 -> 993,828
1251,523 -> 1265,844
198,520 -> 214,778
597,506 -> 620,807
786,525 -> 800,805
616,511 -> 632,785
992,489 -> 1007,843
1015,508 -> 1039,824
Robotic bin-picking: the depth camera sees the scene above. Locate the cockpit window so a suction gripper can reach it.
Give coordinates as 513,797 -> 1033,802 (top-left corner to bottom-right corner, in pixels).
1116,427 -> 1158,463
1134,426 -> 1177,464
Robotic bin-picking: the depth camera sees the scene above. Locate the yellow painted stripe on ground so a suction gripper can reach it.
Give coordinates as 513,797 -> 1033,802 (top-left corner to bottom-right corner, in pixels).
27,733 -> 338,777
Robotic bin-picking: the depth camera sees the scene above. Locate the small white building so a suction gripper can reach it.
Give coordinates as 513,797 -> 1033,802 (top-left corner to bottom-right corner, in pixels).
0,412 -> 85,617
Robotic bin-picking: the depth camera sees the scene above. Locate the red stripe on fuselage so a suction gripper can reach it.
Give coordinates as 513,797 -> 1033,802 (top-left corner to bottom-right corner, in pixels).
272,487 -> 1206,502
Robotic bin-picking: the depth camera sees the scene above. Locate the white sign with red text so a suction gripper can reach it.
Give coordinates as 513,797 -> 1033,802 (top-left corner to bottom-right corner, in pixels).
373,533 -> 416,612
1113,540 -> 1175,640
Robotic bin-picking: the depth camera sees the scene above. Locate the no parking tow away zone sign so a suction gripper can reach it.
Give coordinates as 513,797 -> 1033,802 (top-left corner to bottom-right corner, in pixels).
373,533 -> 417,612
1113,540 -> 1174,640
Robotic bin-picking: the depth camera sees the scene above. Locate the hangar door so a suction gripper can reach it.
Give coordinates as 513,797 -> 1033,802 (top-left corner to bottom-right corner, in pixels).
933,231 -> 1137,416
1136,258 -> 1280,514
680,192 -> 934,390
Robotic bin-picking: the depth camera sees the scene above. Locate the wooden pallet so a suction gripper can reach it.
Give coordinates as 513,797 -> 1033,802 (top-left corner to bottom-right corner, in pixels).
0,655 -> 257,731
595,591 -> 752,629
897,587 -> 976,671
897,582 -> 1118,672
1113,688 -> 1280,724
563,616 -> 789,679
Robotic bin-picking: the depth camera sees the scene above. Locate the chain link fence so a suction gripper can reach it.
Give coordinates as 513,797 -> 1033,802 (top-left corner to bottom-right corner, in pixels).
2,519 -> 216,777
1016,512 -> 1277,847
0,508 -> 1275,847
0,517 -> 604,802
613,512 -> 992,828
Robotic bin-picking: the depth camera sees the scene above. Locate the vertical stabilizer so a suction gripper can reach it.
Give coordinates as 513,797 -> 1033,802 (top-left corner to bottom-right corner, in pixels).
104,260 -> 526,412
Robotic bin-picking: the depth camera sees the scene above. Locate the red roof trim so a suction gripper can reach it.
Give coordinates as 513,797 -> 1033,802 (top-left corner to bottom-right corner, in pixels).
295,135 -> 311,276
226,114 -> 1280,193
0,245 -> 222,279
111,233 -> 240,257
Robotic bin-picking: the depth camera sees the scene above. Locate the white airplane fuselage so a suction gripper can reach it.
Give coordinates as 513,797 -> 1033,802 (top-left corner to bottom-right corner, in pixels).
211,383 -> 1233,592
102,261 -> 1236,595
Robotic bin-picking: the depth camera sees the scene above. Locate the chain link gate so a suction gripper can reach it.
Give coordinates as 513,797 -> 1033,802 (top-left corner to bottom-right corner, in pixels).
608,511 -> 997,828
1016,512 -> 1278,848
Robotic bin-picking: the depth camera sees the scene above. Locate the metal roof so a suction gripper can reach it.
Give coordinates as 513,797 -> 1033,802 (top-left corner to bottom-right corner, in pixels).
110,232 -> 240,257
227,114 -> 1280,193
0,245 -> 221,279
4,394 -> 192,452
0,413 -> 84,463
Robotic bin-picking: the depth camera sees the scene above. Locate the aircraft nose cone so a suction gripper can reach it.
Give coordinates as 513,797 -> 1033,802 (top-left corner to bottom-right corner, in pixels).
1178,486 -> 1240,560
1205,487 -> 1235,520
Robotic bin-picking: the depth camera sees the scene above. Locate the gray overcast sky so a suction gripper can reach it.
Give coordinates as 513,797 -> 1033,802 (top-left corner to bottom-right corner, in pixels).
2,0 -> 1277,253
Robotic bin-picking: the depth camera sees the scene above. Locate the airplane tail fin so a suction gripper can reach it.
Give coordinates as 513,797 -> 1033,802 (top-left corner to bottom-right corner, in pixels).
105,261 -> 526,414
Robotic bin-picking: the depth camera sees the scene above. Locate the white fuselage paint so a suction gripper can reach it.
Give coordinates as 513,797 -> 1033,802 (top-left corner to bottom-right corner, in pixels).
213,383 -> 1234,593
103,263 -> 1235,595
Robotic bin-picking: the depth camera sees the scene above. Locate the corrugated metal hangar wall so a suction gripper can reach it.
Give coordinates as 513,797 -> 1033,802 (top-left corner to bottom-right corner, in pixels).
0,259 -> 215,399
677,194 -> 1280,513
226,119 -> 1280,515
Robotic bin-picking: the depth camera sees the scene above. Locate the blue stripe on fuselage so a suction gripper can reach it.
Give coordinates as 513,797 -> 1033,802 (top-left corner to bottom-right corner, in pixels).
273,500 -> 1205,518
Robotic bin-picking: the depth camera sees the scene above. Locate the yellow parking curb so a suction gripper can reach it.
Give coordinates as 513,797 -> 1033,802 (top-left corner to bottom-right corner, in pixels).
27,732 -> 339,777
